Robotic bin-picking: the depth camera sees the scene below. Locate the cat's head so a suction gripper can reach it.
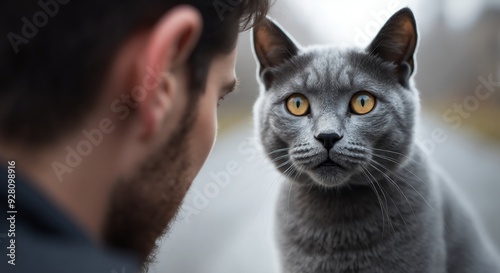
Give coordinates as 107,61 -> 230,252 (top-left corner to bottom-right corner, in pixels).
252,8 -> 420,188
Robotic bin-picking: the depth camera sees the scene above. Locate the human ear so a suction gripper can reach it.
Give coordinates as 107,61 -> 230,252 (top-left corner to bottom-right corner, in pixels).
137,6 -> 203,138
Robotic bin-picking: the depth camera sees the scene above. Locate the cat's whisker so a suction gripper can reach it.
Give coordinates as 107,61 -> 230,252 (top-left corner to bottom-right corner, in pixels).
284,167 -> 315,227
286,171 -> 296,227
244,157 -> 285,180
268,154 -> 290,163
371,147 -> 426,169
305,183 -> 315,194
267,147 -> 290,155
255,166 -> 293,233
282,163 -> 295,177
367,161 -> 414,241
397,179 -> 435,213
275,160 -> 292,171
369,156 -> 436,212
367,160 -> 447,247
360,166 -> 387,237
363,165 -> 396,234
368,159 -> 417,218
371,152 -> 429,188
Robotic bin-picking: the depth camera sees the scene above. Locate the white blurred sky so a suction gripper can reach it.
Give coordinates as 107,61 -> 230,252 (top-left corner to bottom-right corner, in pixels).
271,0 -> 498,46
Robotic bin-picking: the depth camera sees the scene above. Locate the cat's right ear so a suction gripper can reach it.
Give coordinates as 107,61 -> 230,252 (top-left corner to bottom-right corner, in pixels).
252,17 -> 300,88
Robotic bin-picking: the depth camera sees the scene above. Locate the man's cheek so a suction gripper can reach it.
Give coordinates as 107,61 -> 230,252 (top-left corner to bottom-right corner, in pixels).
190,96 -> 217,172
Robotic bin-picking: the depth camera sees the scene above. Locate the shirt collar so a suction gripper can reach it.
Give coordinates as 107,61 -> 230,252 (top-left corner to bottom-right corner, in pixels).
0,163 -> 91,243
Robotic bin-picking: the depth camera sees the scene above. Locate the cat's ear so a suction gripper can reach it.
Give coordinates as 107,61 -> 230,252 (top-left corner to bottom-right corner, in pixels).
367,8 -> 418,86
252,17 -> 300,87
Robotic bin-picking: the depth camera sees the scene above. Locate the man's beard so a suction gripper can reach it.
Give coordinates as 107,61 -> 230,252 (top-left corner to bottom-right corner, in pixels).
103,98 -> 199,269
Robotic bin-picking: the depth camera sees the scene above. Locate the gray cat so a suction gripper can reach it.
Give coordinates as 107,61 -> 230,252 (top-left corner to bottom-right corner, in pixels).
251,8 -> 500,273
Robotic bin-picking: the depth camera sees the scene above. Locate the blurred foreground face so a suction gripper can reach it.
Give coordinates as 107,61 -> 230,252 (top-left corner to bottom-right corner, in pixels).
104,48 -> 238,264
0,1 -> 269,272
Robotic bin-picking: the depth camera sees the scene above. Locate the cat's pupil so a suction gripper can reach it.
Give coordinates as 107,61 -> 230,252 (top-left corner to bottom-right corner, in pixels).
296,100 -> 301,108
360,97 -> 366,107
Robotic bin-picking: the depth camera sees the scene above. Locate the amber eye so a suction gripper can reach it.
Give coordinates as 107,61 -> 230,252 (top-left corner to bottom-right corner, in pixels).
350,91 -> 376,115
286,94 -> 310,116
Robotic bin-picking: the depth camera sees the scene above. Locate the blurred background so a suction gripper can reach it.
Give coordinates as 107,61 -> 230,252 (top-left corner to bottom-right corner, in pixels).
150,0 -> 500,272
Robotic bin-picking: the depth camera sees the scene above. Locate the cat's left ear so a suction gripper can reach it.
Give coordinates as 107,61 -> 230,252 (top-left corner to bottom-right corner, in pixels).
367,8 -> 418,86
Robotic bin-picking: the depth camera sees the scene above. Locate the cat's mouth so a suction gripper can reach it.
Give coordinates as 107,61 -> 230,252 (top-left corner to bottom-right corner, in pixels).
315,159 -> 347,170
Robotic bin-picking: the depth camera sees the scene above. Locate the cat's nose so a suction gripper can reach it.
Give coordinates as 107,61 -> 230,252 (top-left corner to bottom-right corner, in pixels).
315,132 -> 342,150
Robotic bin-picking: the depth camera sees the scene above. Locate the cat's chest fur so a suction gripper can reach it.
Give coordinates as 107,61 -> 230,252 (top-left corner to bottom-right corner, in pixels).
275,150 -> 447,273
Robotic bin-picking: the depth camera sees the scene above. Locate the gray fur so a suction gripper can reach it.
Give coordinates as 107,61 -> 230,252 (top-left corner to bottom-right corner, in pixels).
252,8 -> 500,273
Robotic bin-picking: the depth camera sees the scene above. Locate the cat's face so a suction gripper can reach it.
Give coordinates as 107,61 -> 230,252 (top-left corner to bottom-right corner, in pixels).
253,8 -> 420,188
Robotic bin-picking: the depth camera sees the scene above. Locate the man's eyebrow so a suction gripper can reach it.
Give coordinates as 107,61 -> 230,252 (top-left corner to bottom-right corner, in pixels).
221,78 -> 240,96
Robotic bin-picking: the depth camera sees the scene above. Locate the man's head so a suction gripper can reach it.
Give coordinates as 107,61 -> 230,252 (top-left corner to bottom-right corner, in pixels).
0,0 -> 270,266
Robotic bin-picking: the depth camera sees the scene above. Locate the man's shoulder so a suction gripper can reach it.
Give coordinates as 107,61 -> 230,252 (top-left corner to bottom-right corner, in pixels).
0,167 -> 140,273
0,228 -> 139,273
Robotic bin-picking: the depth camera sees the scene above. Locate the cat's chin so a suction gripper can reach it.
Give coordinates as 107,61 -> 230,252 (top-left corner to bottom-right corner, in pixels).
306,166 -> 353,188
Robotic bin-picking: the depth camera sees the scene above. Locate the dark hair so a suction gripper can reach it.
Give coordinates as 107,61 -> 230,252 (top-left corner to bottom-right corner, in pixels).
0,0 -> 270,145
